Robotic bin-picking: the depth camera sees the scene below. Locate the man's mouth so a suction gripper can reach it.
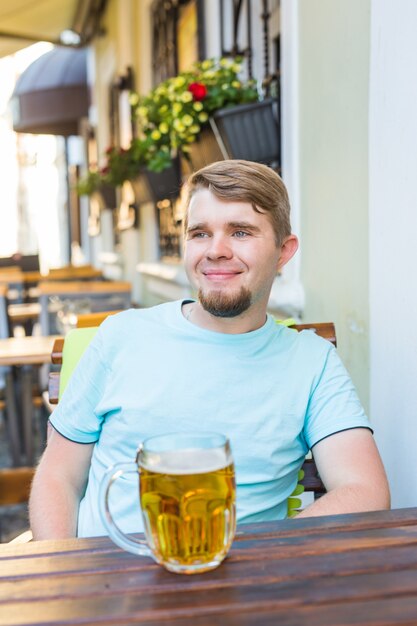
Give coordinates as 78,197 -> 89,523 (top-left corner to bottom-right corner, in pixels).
202,270 -> 242,280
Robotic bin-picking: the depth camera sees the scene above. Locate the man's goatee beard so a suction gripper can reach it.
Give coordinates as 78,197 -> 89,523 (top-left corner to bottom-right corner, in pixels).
198,287 -> 252,318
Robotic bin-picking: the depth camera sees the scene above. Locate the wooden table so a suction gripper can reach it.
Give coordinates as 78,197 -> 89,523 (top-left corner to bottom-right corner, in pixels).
7,303 -> 41,335
1,507 -> 417,625
0,335 -> 60,465
46,265 -> 103,281
0,336 -> 59,366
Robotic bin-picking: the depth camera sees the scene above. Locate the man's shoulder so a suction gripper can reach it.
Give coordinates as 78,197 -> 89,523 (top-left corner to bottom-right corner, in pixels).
274,322 -> 334,355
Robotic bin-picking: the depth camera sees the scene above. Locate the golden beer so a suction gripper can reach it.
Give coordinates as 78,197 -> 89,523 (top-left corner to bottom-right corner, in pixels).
139,448 -> 236,574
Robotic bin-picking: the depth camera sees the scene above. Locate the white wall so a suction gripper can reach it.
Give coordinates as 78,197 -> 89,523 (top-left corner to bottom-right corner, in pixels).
369,0 -> 417,508
297,0 -> 371,409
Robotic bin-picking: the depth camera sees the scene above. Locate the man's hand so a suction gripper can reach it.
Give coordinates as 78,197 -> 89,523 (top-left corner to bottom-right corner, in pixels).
29,427 -> 94,539
297,428 -> 390,518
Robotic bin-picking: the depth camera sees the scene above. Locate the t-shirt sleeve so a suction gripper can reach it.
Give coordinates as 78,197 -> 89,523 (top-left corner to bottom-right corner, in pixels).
49,329 -> 109,444
303,345 -> 372,450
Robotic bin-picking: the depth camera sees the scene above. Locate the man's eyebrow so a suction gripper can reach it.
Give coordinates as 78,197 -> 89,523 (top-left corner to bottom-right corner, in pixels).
186,223 -> 208,232
186,221 -> 262,233
227,221 -> 262,232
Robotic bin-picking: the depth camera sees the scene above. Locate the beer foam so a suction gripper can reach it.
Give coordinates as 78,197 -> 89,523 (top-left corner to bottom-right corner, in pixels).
142,448 -> 230,475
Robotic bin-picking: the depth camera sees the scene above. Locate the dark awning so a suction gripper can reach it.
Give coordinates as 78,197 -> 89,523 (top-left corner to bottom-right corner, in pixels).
10,46 -> 89,136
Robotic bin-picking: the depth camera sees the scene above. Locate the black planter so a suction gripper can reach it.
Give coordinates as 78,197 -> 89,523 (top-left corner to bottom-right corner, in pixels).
98,184 -> 117,209
212,98 -> 280,167
182,127 -> 224,175
132,158 -> 182,204
181,99 -> 280,175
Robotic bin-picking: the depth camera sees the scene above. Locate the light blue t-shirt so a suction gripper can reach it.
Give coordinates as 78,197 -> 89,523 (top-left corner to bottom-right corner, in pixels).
49,300 -> 371,537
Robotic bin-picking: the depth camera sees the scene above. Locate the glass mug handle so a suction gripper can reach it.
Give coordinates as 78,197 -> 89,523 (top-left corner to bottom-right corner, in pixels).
98,460 -> 155,560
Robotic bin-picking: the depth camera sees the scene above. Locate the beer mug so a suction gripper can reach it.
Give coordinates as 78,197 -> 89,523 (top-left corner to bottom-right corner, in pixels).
99,432 -> 236,574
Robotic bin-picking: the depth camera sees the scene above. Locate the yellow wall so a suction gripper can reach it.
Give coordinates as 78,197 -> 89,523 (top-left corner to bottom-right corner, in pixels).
298,0 -> 370,409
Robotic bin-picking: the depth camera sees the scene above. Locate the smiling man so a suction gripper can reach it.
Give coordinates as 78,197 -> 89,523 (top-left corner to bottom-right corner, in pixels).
30,160 -> 390,540
182,172 -> 297,331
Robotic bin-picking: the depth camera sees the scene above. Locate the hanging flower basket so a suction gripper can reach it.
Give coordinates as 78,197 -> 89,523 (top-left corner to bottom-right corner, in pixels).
131,158 -> 182,205
182,127 -> 224,174
182,99 -> 280,174
212,98 -> 280,167
98,184 -> 117,209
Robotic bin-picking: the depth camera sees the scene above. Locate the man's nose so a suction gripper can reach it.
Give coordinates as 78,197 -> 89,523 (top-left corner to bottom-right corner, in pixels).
206,235 -> 233,259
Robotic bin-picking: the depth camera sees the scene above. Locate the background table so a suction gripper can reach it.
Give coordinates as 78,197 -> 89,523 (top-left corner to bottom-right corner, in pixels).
7,303 -> 40,336
1,507 -> 417,625
0,335 -> 59,465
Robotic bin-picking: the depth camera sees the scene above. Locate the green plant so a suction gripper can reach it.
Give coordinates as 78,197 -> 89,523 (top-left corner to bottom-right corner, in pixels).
76,170 -> 102,196
130,56 -> 258,162
77,57 -> 259,196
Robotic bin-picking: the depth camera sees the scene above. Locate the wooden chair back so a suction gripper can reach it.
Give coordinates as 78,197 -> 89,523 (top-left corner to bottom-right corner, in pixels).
76,310 -> 122,328
0,467 -> 35,507
0,268 -> 24,303
0,467 -> 35,542
0,254 -> 39,272
47,320 -> 334,499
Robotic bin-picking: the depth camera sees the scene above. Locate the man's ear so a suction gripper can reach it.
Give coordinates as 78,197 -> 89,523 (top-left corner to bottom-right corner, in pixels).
276,234 -> 299,271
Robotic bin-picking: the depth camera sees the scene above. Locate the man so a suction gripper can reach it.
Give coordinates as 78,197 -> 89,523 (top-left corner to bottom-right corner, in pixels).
30,160 -> 389,539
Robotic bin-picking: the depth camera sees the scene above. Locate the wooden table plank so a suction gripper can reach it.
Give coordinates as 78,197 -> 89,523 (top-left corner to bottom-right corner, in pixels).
3,579 -> 417,625
2,542 -> 417,604
2,507 -> 417,559
0,335 -> 60,365
3,523 -> 417,580
1,509 -> 417,625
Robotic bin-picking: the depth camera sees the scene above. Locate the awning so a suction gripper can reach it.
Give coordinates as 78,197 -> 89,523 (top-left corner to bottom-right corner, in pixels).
10,46 -> 89,136
0,0 -> 107,58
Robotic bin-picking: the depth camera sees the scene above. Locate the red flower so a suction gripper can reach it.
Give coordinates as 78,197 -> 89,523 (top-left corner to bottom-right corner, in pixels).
188,82 -> 208,101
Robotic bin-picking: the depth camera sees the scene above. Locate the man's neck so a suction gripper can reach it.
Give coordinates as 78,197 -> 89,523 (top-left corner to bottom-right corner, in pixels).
182,301 -> 268,335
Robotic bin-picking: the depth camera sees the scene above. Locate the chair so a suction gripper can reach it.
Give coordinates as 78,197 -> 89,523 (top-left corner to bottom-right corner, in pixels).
47,322 -> 332,509
0,467 -> 35,542
38,280 -> 131,336
0,268 -> 24,303
49,327 -> 99,403
76,310 -> 122,328
0,254 -> 39,272
274,321 -> 334,513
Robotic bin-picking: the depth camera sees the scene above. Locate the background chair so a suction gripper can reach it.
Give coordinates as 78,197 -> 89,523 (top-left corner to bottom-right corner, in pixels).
0,467 -> 35,542
0,268 -> 24,303
38,280 -> 132,336
0,254 -> 39,272
76,310 -> 122,328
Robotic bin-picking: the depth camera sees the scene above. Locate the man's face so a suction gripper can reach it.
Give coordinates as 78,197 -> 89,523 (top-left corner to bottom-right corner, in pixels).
184,189 -> 293,318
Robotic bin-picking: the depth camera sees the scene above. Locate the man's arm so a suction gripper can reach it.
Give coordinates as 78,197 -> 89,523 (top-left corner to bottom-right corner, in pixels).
29,427 -> 94,539
297,428 -> 390,518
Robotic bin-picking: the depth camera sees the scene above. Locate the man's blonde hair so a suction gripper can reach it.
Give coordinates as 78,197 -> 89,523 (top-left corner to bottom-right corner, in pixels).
184,160 -> 291,246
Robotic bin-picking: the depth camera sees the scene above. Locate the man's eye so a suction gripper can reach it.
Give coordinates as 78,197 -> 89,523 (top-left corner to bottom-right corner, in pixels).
189,231 -> 208,238
233,230 -> 249,238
